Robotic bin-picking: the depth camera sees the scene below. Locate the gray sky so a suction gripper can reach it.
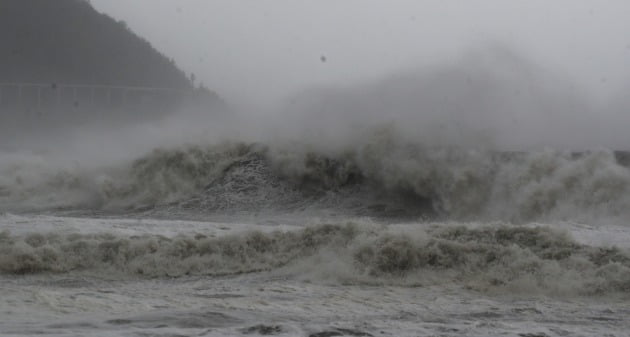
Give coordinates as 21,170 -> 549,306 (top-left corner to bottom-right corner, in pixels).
91,0 -> 630,108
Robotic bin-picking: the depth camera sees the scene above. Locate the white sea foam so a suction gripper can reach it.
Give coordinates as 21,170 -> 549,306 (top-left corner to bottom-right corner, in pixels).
2,215 -> 630,337
1,215 -> 629,297
3,130 -> 630,226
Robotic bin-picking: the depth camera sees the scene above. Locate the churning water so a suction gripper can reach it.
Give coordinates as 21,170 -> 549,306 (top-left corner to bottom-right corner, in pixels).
2,126 -> 630,336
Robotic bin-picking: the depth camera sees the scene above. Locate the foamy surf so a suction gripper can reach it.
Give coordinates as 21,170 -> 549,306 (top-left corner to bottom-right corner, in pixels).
2,215 -> 629,295
3,131 -> 630,336
1,215 -> 630,337
2,131 -> 630,225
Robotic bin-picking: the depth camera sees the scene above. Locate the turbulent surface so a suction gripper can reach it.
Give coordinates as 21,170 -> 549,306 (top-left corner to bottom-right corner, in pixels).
1,215 -> 630,337
2,131 -> 630,224
2,134 -> 630,336
2,222 -> 630,296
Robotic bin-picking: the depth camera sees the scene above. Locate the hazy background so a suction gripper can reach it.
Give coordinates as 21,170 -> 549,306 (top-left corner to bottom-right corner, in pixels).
90,0 -> 630,109
3,0 -> 630,219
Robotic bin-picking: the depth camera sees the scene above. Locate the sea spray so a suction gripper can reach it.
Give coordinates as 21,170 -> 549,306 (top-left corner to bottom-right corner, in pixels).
2,129 -> 630,223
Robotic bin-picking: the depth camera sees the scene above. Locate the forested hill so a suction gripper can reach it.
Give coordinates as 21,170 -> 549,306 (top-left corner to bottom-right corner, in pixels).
0,0 -> 192,89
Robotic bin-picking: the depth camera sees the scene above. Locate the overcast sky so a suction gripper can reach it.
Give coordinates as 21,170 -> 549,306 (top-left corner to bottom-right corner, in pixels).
90,1 -> 630,108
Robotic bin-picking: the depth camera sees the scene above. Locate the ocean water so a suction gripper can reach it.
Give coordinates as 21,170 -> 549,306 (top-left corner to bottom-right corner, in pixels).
2,132 -> 630,336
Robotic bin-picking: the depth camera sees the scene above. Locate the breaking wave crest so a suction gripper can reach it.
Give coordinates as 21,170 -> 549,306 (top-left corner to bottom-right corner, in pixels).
1,222 -> 629,295
2,127 -> 630,223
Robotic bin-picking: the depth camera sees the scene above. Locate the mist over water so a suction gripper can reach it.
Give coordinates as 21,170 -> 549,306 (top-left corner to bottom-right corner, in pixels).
3,41 -> 630,336
273,45 -> 622,151
4,1 -> 630,335
2,45 -> 629,223
3,44 -> 627,154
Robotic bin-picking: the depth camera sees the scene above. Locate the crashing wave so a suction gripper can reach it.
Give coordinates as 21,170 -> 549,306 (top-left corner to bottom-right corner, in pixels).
1,129 -> 630,223
1,222 -> 629,295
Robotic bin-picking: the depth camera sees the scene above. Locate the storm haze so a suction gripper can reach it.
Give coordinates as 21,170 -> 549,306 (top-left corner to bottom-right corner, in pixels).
91,0 -> 630,108
4,3 -> 630,336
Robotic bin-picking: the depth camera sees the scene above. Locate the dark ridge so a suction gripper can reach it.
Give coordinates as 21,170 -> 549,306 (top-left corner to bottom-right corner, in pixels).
614,151 -> 630,167
493,151 -> 630,168
0,0 -> 225,143
0,0 -> 191,88
243,324 -> 283,335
